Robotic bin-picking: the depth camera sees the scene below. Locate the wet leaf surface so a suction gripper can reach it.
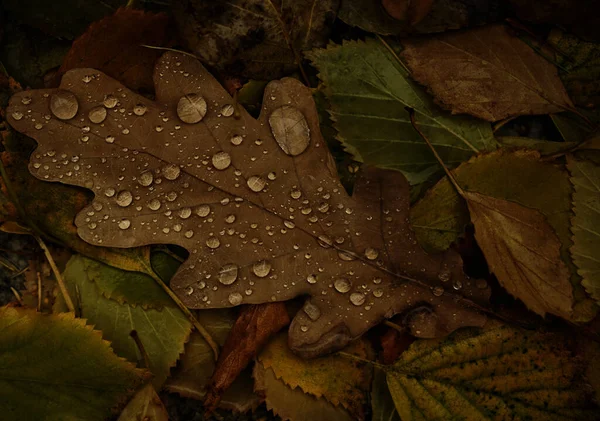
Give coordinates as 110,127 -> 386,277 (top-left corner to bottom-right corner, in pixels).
0,306 -> 150,421
7,51 -> 490,358
400,24 -> 574,122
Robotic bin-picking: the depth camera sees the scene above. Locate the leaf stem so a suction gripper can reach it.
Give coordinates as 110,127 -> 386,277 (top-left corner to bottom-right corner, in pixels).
130,330 -> 152,369
384,320 -> 406,333
34,234 -> 75,313
37,271 -> 42,312
337,351 -> 386,369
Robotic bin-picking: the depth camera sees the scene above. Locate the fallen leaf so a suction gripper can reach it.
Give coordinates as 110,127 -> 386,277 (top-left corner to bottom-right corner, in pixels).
56,255 -> 192,388
568,157 -> 600,304
410,149 -> 597,321
7,51 -> 490,358
117,383 -> 168,421
307,38 -> 496,186
372,368 -> 400,421
400,24 -> 574,121
496,136 -> 578,156
548,28 -> 600,108
254,363 -> 354,421
258,332 -> 372,419
338,0 -> 506,36
173,0 -> 339,79
204,303 -> 289,412
386,321 -> 597,420
57,7 -> 173,92
0,306 -> 150,421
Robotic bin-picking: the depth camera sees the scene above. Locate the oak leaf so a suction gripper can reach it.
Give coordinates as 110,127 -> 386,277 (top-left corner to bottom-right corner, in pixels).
7,52 -> 489,357
400,24 -> 574,121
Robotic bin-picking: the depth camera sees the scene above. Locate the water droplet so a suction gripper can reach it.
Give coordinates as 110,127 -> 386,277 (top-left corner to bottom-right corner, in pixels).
147,199 -> 161,211
267,172 -> 277,180
230,135 -> 243,145
116,190 -> 133,207
373,289 -> 384,298
307,274 -> 317,284
50,90 -> 79,120
300,325 -> 309,332
104,187 -> 116,197
317,235 -> 332,248
452,280 -> 463,290
133,104 -> 147,116
178,208 -> 192,219
138,171 -> 153,186
177,93 -> 207,124
284,220 -> 295,229
155,125 -> 164,132
92,201 -> 103,211
290,189 -> 302,199
219,264 -> 239,285
206,236 -> 220,249
252,260 -> 271,278
364,248 -> 379,260
303,301 -> 321,321
350,293 -> 365,306
269,105 -> 310,156
348,162 -> 360,174
317,202 -> 329,213
35,123 -> 43,130
373,278 -> 382,284
301,207 -> 312,215
334,278 -> 351,293
247,176 -> 266,192
195,205 -> 211,217
338,250 -> 356,261
212,151 -> 231,170
88,106 -> 107,124
221,104 -> 234,117
432,286 -> 444,297
162,164 -> 180,180
185,286 -> 194,295
21,96 -> 32,105
118,219 -> 131,230
438,269 -> 451,282
103,95 -> 118,108
11,111 -> 23,121
228,292 -> 243,305
105,135 -> 115,144
225,214 -> 236,224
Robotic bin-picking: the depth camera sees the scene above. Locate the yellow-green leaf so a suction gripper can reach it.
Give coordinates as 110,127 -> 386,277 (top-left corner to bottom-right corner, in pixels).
117,384 -> 168,421
568,157 -> 600,304
386,322 -> 597,420
0,306 -> 150,421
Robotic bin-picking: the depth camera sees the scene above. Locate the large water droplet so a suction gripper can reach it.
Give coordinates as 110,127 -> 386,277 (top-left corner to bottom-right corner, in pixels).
364,248 -> 379,260
88,106 -> 107,124
212,152 -> 231,170
179,208 -> 192,219
228,292 -> 243,305
373,289 -> 384,298
162,164 -> 181,180
252,260 -> 271,278
177,93 -> 207,124
11,111 -> 23,121
147,199 -> 161,211
103,95 -> 118,108
269,105 -> 310,156
50,90 -> 79,120
206,236 -> 220,249
195,205 -> 211,217
220,104 -> 234,117
104,187 -> 116,197
438,269 -> 451,282
350,293 -> 365,306
230,135 -> 243,145
247,176 -> 266,192
334,278 -> 351,293
138,171 -> 154,187
116,190 -> 133,207
432,286 -> 444,297
118,219 -> 131,230
303,301 -> 321,321
133,104 -> 147,116
219,264 -> 239,285
290,189 -> 302,199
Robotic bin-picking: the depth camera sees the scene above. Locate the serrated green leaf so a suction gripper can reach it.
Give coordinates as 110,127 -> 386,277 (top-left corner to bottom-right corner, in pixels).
372,368 -> 400,421
386,322 -> 597,420
307,38 -> 496,186
58,255 -> 192,388
0,306 -> 149,421
117,384 -> 168,421
568,157 -> 600,304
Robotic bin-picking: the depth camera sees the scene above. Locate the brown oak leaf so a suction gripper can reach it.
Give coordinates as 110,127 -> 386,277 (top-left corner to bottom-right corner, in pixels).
6,52 -> 489,357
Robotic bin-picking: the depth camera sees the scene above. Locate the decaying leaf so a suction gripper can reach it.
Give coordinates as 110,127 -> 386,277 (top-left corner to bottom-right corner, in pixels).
56,7 -> 173,92
204,303 -> 289,412
386,321 -> 598,420
496,136 -> 578,156
7,51 -> 490,358
254,363 -> 354,421
56,255 -> 192,388
308,38 -> 496,186
173,0 -> 339,79
0,306 -> 150,421
258,332 -> 372,419
400,24 -> 574,121
568,157 -> 600,304
117,384 -> 168,421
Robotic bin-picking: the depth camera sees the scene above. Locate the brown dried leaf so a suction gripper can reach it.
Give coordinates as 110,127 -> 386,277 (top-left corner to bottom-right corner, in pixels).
56,7 -> 173,91
400,24 -> 574,121
204,303 -> 289,413
465,191 -> 574,318
6,52 -> 489,358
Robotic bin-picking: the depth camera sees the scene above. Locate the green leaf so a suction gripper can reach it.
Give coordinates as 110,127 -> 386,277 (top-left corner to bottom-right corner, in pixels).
496,136 -> 578,156
307,38 -> 496,186
0,306 -> 149,421
568,157 -> 600,304
410,149 -> 598,321
372,368 -> 400,421
58,255 -> 192,388
117,384 -> 168,421
386,322 -> 597,420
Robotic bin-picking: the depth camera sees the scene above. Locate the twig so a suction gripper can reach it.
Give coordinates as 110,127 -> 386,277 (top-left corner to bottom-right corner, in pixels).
337,351 -> 386,369
34,235 -> 75,313
384,320 -> 406,334
130,330 -> 152,369
10,287 -> 22,305
37,272 -> 42,312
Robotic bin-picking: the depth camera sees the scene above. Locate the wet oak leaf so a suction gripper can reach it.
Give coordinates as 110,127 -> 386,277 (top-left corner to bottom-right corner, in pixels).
400,24 -> 574,122
57,7 -> 173,92
568,157 -> 600,304
308,38 -> 496,186
258,332 -> 372,419
173,0 -> 339,80
0,306 -> 150,421
7,51 -> 489,358
386,322 -> 597,420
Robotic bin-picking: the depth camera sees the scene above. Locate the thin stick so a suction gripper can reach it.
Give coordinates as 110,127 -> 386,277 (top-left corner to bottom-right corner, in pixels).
337,351 -> 386,369
141,45 -> 201,59
384,320 -> 406,334
10,287 -> 22,305
37,272 -> 42,312
34,235 -> 75,313
130,330 -> 152,369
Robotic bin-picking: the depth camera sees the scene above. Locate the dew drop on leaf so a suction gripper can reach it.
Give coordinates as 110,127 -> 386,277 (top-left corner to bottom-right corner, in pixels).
50,90 -> 79,120
364,247 -> 379,260
177,93 -> 207,124
104,187 -> 116,197
432,286 -> 444,296
350,292 -> 365,306
206,236 -> 221,249
116,190 -> 132,207
88,106 -> 107,124
103,94 -> 118,108
133,104 -> 147,116
334,278 -> 351,293
178,208 -> 192,219
11,111 -> 23,121
105,135 -> 115,144
230,135 -> 243,145
147,199 -> 161,211
268,105 -> 310,156
307,274 -> 317,284
303,301 -> 321,320
247,176 -> 266,192
162,164 -> 181,180
228,292 -> 243,305
212,151 -> 232,170
252,260 -> 271,278
195,205 -> 211,217
138,171 -> 154,187
218,264 -> 239,285
118,219 -> 131,230
220,104 -> 234,117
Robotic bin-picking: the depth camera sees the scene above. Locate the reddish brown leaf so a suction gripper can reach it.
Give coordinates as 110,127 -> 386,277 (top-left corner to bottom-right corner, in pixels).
56,7 -> 173,91
380,325 -> 414,365
203,303 -> 289,414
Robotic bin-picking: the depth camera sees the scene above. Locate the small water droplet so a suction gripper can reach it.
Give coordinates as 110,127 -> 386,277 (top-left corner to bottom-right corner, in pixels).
118,219 -> 131,230
212,151 -> 231,170
219,264 -> 239,285
138,171 -> 153,186
247,176 -> 266,192
225,214 -> 236,224
116,190 -> 133,207
104,187 -> 116,197
290,189 -> 302,199
179,207 -> 192,219
177,93 -> 207,124
438,269 -> 451,282
307,274 -> 317,284
284,220 -> 295,229
267,172 -> 277,181
21,97 -> 32,105
147,199 -> 161,211
300,325 -> 309,332
364,248 -> 379,260
453,280 -> 463,290
88,106 -> 107,124
317,235 -> 332,248
334,278 -> 351,293
303,301 -> 321,320
195,205 -> 211,217
373,289 -> 384,298
269,105 -> 310,156
350,293 -> 365,306
35,123 -> 43,130
228,292 -> 243,305
162,164 -> 181,180
184,230 -> 194,238
185,286 -> 194,295
220,104 -> 234,117
133,104 -> 147,116
252,260 -> 271,278
206,236 -> 220,249
11,111 -> 23,121
338,250 -> 356,261
230,135 -> 243,145
105,135 -> 115,144
103,95 -> 118,108
317,202 -> 329,213
50,90 -> 79,120
155,125 -> 164,132
432,286 -> 444,296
